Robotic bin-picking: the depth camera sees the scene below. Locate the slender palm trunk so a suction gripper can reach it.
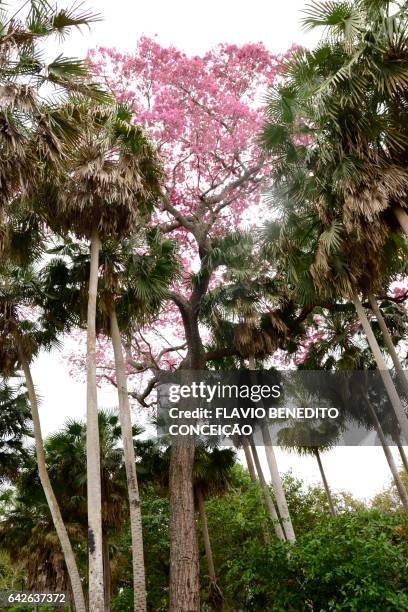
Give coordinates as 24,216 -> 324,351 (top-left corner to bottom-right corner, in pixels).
394,206 -> 408,236
249,439 -> 285,541
312,448 -> 335,516
352,293 -> 408,444
169,436 -> 199,611
261,426 -> 296,542
247,357 -> 295,541
196,487 -> 223,611
86,230 -> 105,612
196,487 -> 216,583
102,534 -> 111,612
110,307 -> 146,612
368,293 -> 408,398
242,441 -> 271,544
18,347 -> 86,612
364,398 -> 408,512
396,438 -> 408,475
243,441 -> 257,482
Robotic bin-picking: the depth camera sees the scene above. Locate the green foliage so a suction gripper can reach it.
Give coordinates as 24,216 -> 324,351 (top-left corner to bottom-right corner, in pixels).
292,510 -> 408,611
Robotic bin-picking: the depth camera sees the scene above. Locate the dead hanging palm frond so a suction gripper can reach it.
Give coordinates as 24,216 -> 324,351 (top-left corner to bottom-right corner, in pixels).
343,164 -> 408,228
40,104 -> 163,240
0,0 -> 106,235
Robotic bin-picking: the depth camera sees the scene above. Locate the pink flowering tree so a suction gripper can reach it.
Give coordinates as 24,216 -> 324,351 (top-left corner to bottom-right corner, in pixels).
87,37 -> 290,610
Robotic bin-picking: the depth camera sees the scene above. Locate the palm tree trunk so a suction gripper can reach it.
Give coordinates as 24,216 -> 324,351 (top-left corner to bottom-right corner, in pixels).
368,293 -> 408,398
169,437 -> 200,612
261,426 -> 296,542
110,307 -> 147,612
196,487 -> 215,583
396,438 -> 408,475
352,293 -> 408,444
249,439 -> 286,541
242,441 -> 271,544
246,357 -> 290,541
17,346 -> 86,612
394,206 -> 408,236
102,534 -> 111,612
196,487 -> 223,611
86,230 -> 105,612
364,397 -> 408,512
243,441 -> 257,482
312,448 -> 336,516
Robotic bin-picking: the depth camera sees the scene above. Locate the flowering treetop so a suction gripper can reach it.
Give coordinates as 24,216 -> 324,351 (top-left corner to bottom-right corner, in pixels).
89,37 -> 286,237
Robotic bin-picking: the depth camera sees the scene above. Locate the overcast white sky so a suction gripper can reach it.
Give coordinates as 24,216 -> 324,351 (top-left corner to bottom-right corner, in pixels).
28,0 -> 405,503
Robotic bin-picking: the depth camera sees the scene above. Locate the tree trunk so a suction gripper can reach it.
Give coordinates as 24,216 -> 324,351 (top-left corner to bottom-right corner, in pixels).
242,441 -> 271,544
313,448 -> 336,516
249,439 -> 286,541
110,308 -> 146,612
363,397 -> 408,512
243,441 -> 257,482
352,293 -> 408,445
169,306 -> 203,612
18,347 -> 86,612
394,206 -> 408,236
368,293 -> 408,399
86,230 -> 105,612
196,487 -> 223,611
169,437 -> 200,611
261,426 -> 296,542
247,357 -> 295,541
196,487 -> 215,583
102,534 -> 111,612
396,438 -> 408,475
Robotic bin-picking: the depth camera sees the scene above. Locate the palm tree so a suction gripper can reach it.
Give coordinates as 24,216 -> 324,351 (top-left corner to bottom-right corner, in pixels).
45,411 -> 132,611
41,229 -> 178,610
0,410 -> 134,607
294,304 -> 408,511
262,2 -> 408,443
0,377 -> 31,484
277,417 -> 339,516
0,263 -> 86,611
36,104 -> 163,611
0,0 -> 102,241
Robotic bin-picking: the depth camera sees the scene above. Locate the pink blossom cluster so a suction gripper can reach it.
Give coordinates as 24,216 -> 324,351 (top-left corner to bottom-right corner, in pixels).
89,38 -> 288,237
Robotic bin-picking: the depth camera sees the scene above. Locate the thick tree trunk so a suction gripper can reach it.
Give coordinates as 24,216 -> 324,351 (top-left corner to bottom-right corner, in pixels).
18,348 -> 86,612
394,206 -> 408,236
196,487 -> 223,611
368,293 -> 408,398
86,231 -> 105,612
396,438 -> 408,475
313,448 -> 336,516
169,438 -> 200,611
261,426 -> 296,542
102,534 -> 111,612
169,306 -> 202,612
249,439 -> 286,541
364,398 -> 408,512
352,293 -> 408,445
110,308 -> 146,611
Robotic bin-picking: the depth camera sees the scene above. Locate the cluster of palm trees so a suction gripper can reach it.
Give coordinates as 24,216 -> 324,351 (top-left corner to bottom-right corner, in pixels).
1,0 -> 408,610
